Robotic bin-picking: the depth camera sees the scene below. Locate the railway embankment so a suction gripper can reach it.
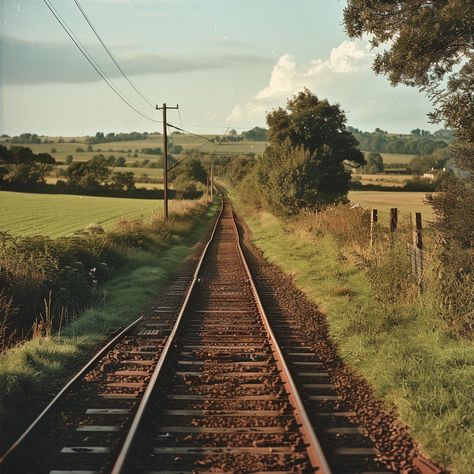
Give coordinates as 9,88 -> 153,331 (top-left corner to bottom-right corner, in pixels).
230,191 -> 473,474
0,199 -> 219,454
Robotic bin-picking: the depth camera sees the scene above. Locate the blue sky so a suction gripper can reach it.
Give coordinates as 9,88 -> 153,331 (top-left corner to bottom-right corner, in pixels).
1,0 -> 436,136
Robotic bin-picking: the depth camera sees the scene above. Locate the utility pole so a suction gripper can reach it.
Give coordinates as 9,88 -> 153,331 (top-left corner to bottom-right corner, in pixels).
210,162 -> 214,200
156,103 -> 178,222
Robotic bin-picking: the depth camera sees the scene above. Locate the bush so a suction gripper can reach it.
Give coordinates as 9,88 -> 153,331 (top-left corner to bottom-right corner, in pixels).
256,145 -> 351,216
173,175 -> 198,197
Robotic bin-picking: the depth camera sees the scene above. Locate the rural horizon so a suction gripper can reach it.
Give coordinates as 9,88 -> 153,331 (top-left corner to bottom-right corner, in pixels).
1,1 -> 472,474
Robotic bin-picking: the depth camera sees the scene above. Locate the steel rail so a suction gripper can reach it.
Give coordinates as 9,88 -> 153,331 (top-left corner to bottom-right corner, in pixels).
0,315 -> 143,464
111,197 -> 224,474
227,193 -> 333,474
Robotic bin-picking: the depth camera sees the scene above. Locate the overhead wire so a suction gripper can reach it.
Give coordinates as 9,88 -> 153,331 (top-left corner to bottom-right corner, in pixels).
177,108 -> 184,130
168,140 -> 210,172
166,122 -> 211,141
42,0 -> 161,124
72,0 -> 156,108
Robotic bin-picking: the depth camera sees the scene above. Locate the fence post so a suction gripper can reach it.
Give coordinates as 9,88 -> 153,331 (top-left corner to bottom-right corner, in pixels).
390,208 -> 398,233
412,212 -> 424,292
370,209 -> 378,249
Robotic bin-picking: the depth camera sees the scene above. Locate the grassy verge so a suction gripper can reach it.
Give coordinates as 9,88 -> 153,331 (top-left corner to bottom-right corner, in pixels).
0,199 -> 219,452
230,191 -> 473,474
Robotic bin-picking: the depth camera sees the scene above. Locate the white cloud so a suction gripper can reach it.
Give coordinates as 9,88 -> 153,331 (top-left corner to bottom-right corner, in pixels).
228,40 -> 373,123
226,39 -> 435,132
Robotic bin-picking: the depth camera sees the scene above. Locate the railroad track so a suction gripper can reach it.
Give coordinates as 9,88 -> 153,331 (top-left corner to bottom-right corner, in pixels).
1,197 -> 403,473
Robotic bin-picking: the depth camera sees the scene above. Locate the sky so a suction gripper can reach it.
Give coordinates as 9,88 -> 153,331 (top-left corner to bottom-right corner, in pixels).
1,0 -> 437,136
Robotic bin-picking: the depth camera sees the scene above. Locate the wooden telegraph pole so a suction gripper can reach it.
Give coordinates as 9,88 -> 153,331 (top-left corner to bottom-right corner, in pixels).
156,103 -> 179,222
210,162 -> 214,201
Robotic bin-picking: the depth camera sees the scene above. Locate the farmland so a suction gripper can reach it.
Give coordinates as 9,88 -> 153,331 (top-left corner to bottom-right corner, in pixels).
349,190 -> 434,219
0,191 -> 163,237
352,173 -> 414,187
379,152 -> 416,165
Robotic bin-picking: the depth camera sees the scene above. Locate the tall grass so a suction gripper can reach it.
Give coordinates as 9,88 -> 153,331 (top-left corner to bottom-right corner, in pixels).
0,198 -> 208,350
0,197 -> 218,452
229,190 -> 474,473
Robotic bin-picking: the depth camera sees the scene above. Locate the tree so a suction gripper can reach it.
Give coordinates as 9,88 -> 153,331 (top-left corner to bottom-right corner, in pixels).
66,157 -> 110,190
110,171 -> 135,191
361,152 -> 384,174
35,152 -> 56,181
241,127 -> 268,141
345,0 -> 474,328
263,89 -> 364,213
344,1 -> 473,164
65,155 -> 74,165
170,159 -> 207,185
169,144 -> 183,154
114,156 -> 127,167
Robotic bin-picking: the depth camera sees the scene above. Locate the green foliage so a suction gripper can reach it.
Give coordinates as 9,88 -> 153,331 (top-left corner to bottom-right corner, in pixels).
169,158 -> 207,185
254,89 -> 364,214
169,144 -> 183,154
110,171 -> 135,191
257,145 -> 351,215
173,174 -> 198,197
267,89 -> 364,168
0,201 -> 217,452
10,133 -> 42,145
241,126 -> 268,141
87,131 -> 149,145
66,156 -> 111,190
406,148 -> 450,175
0,145 -> 56,187
347,127 -> 449,155
361,152 -> 384,173
225,156 -> 256,186
114,156 -> 127,167
141,147 -> 162,156
230,193 -> 474,473
344,0 -> 474,329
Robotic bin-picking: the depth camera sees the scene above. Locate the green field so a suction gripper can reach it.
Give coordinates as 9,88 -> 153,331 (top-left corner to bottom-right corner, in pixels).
0,191 -> 163,237
349,190 -> 434,219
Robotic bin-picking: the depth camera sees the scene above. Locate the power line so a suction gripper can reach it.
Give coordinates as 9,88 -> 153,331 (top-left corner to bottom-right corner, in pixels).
72,0 -> 156,108
167,137 -> 214,172
42,0 -> 161,124
177,108 -> 184,130
166,122 -> 211,141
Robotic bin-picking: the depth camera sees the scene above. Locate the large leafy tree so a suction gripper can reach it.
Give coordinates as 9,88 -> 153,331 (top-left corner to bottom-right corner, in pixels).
344,0 -> 474,330
261,89 -> 364,214
344,0 -> 473,136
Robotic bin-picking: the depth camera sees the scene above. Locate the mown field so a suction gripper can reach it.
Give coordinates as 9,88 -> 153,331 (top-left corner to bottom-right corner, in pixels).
0,191 -> 163,237
349,190 -> 434,219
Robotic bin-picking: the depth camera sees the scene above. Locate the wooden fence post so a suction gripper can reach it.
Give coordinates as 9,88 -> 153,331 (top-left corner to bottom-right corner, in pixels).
370,209 -> 378,249
390,208 -> 398,233
412,212 -> 424,292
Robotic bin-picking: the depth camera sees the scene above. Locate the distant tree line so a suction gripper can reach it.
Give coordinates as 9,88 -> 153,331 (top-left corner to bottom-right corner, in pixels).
0,145 -> 56,186
347,127 -> 450,155
86,131 -> 151,145
0,145 -> 134,192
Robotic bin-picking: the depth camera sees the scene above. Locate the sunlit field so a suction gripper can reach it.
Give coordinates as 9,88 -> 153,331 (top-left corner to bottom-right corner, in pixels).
0,191 -> 164,237
349,190 -> 434,219
379,152 -> 416,164
352,173 -> 414,186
